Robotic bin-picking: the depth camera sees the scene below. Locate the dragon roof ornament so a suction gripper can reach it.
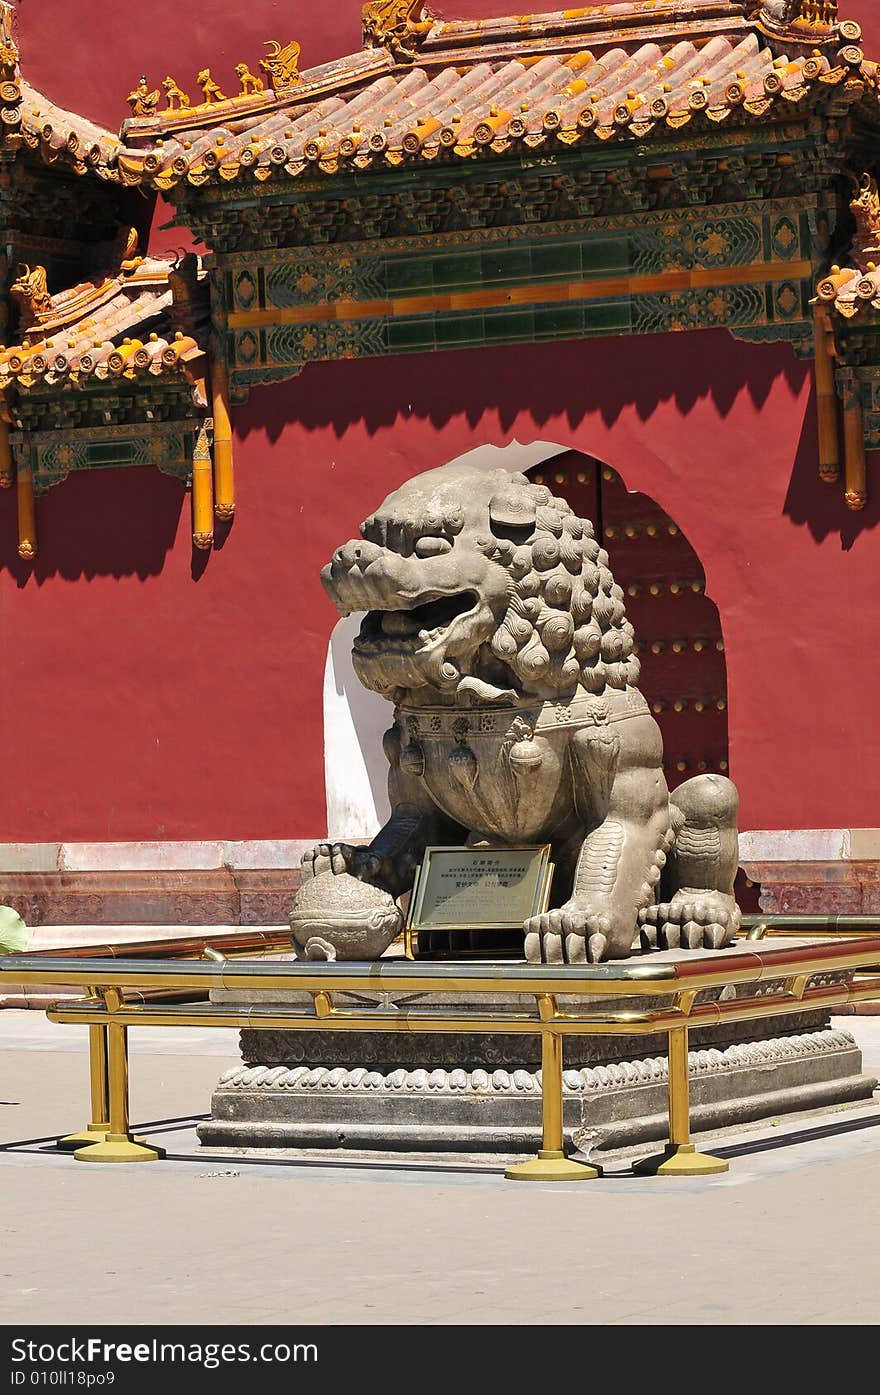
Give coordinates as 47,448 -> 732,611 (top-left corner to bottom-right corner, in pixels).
361,1 -> 434,62
0,1 -> 18,82
755,2 -> 865,48
9,265 -> 52,330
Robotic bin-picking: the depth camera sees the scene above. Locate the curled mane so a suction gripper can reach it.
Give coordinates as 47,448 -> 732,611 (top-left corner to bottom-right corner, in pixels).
480,477 -> 640,697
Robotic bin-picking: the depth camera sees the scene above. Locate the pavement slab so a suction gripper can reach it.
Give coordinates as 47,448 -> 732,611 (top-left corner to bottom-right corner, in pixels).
1,1011 -> 879,1326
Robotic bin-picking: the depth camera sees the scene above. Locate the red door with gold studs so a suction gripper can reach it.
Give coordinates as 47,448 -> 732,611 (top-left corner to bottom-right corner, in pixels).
529,451 -> 757,909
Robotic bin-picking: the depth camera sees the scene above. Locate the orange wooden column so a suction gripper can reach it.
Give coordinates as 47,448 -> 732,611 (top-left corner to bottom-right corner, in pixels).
0,416 -> 14,490
16,455 -> 36,559
211,358 -> 235,521
842,382 -> 867,511
813,306 -> 840,484
192,419 -> 214,549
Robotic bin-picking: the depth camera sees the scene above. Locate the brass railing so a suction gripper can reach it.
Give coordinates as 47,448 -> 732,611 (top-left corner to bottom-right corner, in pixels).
2,927 -> 295,1148
741,914 -> 880,940
20,926 -> 296,961
2,932 -> 880,1182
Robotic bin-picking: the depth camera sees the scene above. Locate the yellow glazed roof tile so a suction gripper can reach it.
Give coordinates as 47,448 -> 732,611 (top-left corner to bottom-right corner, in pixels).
108,2 -> 877,189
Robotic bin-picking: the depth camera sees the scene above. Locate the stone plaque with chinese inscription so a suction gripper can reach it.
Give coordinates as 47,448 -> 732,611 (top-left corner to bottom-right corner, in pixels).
407,845 -> 552,934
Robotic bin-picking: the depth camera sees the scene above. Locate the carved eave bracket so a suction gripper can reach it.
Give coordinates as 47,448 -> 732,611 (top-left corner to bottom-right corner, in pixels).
846,172 -> 880,273
811,169 -> 880,510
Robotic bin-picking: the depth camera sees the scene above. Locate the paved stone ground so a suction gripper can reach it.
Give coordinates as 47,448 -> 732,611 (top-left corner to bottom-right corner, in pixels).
1,1010 -> 879,1326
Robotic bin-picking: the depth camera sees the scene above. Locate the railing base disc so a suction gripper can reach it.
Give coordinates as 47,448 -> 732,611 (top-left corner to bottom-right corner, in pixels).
57,1126 -> 111,1151
59,1128 -> 151,1152
505,1149 -> 601,1182
73,1135 -> 165,1164
632,1143 -> 728,1177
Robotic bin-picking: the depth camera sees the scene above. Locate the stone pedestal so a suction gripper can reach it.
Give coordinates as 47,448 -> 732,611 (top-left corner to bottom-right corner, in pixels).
0,840 -> 308,927
197,942 -> 878,1159
740,828 -> 880,913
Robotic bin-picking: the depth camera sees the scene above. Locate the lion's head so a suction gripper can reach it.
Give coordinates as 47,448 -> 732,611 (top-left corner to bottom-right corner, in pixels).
322,462 -> 640,706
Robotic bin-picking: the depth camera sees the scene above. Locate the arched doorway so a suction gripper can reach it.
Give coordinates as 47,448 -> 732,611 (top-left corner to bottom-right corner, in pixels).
527,450 -> 729,792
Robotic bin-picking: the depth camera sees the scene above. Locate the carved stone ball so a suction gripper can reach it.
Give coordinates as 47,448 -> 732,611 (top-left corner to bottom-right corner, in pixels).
289,871 -> 403,962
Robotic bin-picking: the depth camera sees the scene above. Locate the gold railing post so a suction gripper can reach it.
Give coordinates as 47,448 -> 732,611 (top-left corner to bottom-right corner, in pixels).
57,996 -> 111,1149
16,454 -> 36,560
668,1023 -> 692,1147
634,1023 -> 728,1176
540,1024 -> 565,1154
210,358 -> 235,521
814,307 -> 840,483
191,419 -> 214,550
505,995 -> 600,1182
89,1023 -> 110,1131
74,989 -> 163,1162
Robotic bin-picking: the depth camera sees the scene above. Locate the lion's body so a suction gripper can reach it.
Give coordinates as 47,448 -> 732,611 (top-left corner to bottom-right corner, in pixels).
393,687 -> 662,846
312,462 -> 741,962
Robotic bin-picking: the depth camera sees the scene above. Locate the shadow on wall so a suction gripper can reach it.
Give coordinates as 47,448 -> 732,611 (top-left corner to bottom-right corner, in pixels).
242,328 -> 807,445
243,329 -> 879,547
783,381 -> 880,551
0,466 -> 187,584
4,333 -> 874,584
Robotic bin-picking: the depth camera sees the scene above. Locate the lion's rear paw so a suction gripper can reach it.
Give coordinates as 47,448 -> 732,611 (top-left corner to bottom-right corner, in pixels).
639,891 -> 740,951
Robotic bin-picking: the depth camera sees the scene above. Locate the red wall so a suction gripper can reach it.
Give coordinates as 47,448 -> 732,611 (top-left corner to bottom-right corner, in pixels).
1,2 -> 878,841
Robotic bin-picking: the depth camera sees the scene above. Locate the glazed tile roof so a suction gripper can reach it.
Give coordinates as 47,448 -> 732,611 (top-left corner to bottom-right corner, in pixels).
0,4 -> 120,180
0,248 -> 209,394
11,80 -> 121,178
111,1 -> 879,191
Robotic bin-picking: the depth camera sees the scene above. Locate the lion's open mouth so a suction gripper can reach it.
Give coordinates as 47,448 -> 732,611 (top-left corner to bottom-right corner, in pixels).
356,591 -> 477,649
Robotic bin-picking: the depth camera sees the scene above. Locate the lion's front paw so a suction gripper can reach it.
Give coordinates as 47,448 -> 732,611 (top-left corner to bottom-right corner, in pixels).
524,903 -> 630,964
638,890 -> 740,950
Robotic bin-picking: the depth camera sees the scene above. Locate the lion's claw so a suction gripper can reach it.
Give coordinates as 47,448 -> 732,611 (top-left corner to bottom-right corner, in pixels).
543,930 -> 564,964
565,932 -> 587,964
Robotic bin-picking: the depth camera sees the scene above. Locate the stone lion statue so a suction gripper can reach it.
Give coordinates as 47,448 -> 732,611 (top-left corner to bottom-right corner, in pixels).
306,461 -> 741,963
